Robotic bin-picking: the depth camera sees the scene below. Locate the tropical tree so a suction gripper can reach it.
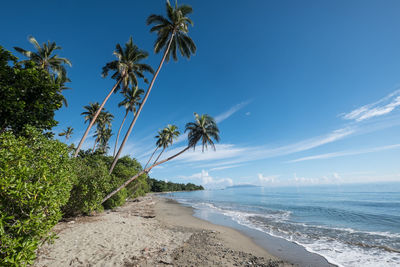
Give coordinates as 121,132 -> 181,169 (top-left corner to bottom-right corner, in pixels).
152,124 -> 180,165
109,0 -> 196,173
81,102 -> 103,124
14,36 -> 71,77
51,69 -> 71,107
58,126 -> 74,140
113,87 -> 144,157
102,113 -> 219,203
93,111 -> 114,151
74,37 -> 153,157
97,128 -> 113,154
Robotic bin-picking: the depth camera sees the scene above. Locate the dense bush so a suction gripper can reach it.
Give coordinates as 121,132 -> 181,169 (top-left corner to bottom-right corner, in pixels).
63,153 -> 150,216
0,47 -> 64,135
0,127 -> 75,266
62,154 -> 112,216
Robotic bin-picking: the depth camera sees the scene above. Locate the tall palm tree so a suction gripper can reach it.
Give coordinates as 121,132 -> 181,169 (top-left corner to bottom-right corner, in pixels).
58,126 -> 74,140
102,113 -> 219,204
93,111 -> 114,151
113,87 -> 144,157
14,36 -> 71,77
152,124 -> 180,165
109,1 -> 196,173
144,129 -> 165,169
74,37 -> 153,157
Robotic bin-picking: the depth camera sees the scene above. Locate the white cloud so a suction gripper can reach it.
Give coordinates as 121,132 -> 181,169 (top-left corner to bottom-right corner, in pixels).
245,112 -> 251,116
215,100 -> 251,123
178,170 -> 233,189
342,89 -> 400,122
289,143 -> 400,163
258,174 -> 279,184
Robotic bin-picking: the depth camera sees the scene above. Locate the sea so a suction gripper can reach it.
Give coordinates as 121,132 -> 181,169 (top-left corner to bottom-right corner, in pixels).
163,182 -> 400,267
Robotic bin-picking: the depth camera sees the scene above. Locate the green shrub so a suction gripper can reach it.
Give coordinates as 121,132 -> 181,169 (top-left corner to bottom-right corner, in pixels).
62,155 -> 112,216
102,187 -> 128,210
0,127 -> 75,266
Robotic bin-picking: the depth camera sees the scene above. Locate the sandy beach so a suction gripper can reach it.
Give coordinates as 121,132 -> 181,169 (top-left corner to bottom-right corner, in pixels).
34,195 -> 291,266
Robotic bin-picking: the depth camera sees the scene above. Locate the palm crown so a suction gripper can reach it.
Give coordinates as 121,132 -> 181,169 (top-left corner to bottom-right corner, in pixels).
14,36 -> 71,77
185,113 -> 220,151
147,0 -> 196,61
81,102 -> 103,124
102,37 -> 154,91
118,87 -> 145,114
58,126 -> 74,140
156,124 -> 180,149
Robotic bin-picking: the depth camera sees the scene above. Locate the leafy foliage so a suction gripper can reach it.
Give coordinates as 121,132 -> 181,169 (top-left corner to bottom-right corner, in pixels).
0,127 -> 75,266
63,153 -> 150,216
0,47 -> 64,135
148,178 -> 203,192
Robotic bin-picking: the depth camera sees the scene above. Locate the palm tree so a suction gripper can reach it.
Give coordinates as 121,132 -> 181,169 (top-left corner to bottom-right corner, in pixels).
113,87 -> 144,157
152,124 -> 180,165
109,1 -> 196,173
93,111 -> 114,151
52,69 -> 71,107
81,102 -> 103,123
58,126 -> 74,140
73,37 -> 153,157
14,36 -> 71,77
102,113 -> 219,204
97,128 -> 113,154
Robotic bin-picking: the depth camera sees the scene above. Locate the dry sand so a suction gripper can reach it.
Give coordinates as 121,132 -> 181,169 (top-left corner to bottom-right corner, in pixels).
34,195 -> 292,267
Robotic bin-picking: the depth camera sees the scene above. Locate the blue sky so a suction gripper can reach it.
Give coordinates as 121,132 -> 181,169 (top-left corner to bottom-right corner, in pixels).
2,0 -> 400,188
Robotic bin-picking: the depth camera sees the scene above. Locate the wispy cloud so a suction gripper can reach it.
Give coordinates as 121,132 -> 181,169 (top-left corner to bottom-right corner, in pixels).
177,170 -> 233,189
289,143 -> 400,163
342,89 -> 400,122
214,100 -> 251,123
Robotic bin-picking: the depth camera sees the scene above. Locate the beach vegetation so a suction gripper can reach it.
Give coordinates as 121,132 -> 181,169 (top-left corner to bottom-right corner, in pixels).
0,127 -> 75,266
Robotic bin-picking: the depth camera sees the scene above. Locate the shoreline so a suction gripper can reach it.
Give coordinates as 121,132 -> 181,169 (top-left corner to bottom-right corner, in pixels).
159,195 -> 336,267
34,195 -> 290,266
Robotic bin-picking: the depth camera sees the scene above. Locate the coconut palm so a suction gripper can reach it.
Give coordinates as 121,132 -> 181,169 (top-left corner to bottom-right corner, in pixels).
81,102 -> 103,124
102,113 -> 219,204
109,1 -> 196,173
144,124 -> 180,169
14,36 -> 71,77
52,69 -> 71,107
74,37 -> 153,157
113,87 -> 144,157
92,111 -> 114,151
58,126 -> 74,140
97,128 -> 113,154
152,124 -> 180,165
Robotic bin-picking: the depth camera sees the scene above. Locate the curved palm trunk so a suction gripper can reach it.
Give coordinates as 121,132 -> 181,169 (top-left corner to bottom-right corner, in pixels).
92,138 -> 98,151
74,77 -> 123,157
113,110 -> 129,157
152,147 -> 166,165
102,146 -> 190,204
109,33 -> 176,174
144,146 -> 159,169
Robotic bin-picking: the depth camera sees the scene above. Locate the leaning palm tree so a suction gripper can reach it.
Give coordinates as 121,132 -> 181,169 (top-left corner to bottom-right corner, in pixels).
113,87 -> 144,157
109,1 -> 196,173
73,37 -> 153,157
58,126 -> 74,140
152,124 -> 180,165
144,129 -> 166,169
14,36 -> 71,77
102,113 -> 219,204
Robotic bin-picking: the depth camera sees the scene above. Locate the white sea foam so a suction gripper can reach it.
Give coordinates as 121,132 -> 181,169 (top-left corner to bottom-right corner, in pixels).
177,199 -> 400,267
